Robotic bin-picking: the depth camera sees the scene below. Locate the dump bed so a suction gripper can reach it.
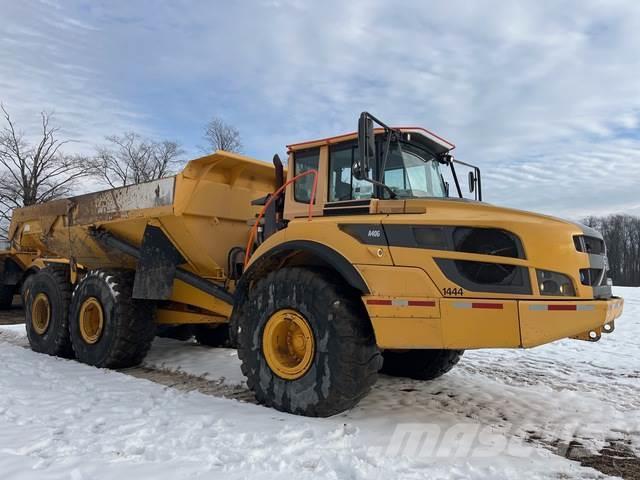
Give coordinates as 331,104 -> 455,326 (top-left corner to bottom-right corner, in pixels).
8,151 -> 278,282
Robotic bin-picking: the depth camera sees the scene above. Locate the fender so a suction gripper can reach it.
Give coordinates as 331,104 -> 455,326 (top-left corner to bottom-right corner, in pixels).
244,239 -> 370,294
229,240 -> 370,345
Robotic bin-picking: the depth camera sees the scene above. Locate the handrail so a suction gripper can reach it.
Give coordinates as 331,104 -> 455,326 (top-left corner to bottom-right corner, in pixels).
244,168 -> 318,268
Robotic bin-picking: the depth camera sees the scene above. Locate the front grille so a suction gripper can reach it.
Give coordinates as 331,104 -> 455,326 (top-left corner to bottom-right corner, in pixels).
580,268 -> 606,286
574,235 -> 605,255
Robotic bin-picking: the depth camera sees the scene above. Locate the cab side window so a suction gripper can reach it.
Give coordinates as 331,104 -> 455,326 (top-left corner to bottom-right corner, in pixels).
328,144 -> 373,201
293,148 -> 320,203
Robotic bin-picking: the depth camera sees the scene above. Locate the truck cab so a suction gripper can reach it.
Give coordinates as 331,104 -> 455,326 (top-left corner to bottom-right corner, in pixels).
283,123 -> 474,220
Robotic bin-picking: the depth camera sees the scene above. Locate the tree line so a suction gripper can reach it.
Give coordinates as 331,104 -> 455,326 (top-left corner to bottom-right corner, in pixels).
583,215 -> 640,287
0,104 -> 242,237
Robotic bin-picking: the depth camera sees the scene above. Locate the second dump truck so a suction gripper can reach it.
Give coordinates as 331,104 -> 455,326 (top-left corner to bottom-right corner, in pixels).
1,113 -> 623,416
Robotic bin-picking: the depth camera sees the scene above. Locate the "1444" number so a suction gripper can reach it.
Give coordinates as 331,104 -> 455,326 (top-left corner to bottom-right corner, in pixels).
442,287 -> 464,296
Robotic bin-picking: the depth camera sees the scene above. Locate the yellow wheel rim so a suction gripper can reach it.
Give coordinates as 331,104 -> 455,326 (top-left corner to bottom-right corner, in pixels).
79,297 -> 104,344
262,309 -> 315,380
31,293 -> 51,335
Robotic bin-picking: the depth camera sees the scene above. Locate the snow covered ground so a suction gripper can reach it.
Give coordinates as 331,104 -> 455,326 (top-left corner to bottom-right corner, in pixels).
0,287 -> 638,479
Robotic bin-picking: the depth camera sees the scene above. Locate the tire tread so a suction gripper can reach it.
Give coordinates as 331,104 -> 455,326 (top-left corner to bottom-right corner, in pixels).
70,269 -> 155,368
238,267 -> 382,417
381,349 -> 464,380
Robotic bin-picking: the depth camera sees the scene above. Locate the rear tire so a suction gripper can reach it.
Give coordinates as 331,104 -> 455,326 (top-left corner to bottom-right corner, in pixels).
238,267 -> 382,417
381,349 -> 464,380
69,269 -> 156,368
25,267 -> 74,357
20,272 -> 36,308
195,324 -> 230,347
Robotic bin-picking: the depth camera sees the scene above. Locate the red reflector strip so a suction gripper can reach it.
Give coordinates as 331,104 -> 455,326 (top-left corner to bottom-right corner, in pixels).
366,299 -> 437,307
408,300 -> 436,307
366,299 -> 392,306
548,304 -> 577,311
471,303 -> 504,310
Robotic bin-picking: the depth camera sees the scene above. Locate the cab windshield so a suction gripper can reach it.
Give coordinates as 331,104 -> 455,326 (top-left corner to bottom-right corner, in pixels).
382,142 -> 446,198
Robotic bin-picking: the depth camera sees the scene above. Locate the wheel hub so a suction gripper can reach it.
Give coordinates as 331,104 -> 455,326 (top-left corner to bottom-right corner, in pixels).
31,293 -> 51,335
79,297 -> 104,344
262,309 -> 315,380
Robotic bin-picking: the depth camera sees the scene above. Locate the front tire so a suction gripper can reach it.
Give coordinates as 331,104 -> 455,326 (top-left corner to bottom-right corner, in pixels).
381,349 -> 464,380
25,267 -> 74,357
69,270 -> 156,368
238,267 -> 382,417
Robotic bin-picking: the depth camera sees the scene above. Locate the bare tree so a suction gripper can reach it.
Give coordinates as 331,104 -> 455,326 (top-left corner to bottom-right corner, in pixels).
93,132 -> 184,188
0,104 -> 90,237
583,214 -> 640,287
203,117 -> 242,153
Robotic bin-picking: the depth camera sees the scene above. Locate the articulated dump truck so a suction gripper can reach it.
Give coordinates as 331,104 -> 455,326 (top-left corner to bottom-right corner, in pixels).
0,113 -> 623,417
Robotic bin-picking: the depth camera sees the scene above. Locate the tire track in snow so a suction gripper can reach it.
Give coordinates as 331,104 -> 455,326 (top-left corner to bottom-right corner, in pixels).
0,327 -> 257,404
121,366 -> 257,403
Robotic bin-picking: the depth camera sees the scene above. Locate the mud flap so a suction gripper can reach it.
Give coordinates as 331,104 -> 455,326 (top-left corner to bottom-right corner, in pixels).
132,225 -> 185,300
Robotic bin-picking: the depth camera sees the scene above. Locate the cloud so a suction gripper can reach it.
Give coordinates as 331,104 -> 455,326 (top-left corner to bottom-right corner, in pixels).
1,0 -> 639,218
0,1 -> 151,153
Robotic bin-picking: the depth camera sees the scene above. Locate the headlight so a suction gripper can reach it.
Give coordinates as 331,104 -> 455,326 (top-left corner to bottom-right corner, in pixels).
536,270 -> 575,296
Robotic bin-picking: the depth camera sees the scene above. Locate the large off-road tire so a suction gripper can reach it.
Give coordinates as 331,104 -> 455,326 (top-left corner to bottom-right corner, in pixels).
238,267 -> 382,417
25,267 -> 74,357
20,271 -> 37,307
69,269 -> 156,368
195,324 -> 230,347
381,349 -> 464,380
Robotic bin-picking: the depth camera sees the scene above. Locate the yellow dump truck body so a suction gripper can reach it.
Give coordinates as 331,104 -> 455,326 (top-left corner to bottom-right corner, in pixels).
8,151 -> 278,319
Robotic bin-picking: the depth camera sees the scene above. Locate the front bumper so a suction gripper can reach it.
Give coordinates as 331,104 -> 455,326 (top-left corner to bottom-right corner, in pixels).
365,295 -> 624,349
518,296 -> 623,347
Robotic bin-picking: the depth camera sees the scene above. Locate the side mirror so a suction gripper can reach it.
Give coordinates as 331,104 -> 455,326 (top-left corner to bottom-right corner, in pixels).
468,171 -> 476,193
355,112 -> 375,180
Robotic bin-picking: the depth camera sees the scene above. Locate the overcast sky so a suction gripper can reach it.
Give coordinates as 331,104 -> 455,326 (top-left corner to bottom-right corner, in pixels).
1,0 -> 639,219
